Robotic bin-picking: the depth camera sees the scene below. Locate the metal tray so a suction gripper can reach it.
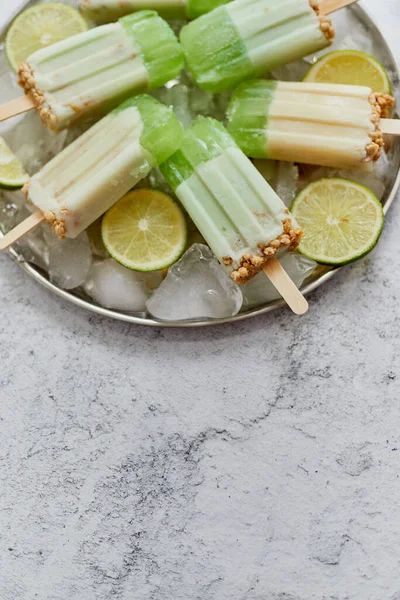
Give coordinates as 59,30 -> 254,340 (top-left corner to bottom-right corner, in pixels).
1,0 -> 400,327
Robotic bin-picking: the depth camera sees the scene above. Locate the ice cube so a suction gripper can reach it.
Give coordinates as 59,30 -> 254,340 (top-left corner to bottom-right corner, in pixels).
371,149 -> 393,199
87,219 -> 110,258
186,67 -> 230,122
0,66 -> 21,104
298,160 -> 387,200
253,159 -> 277,185
271,59 -> 311,81
153,83 -> 193,127
337,168 -> 385,200
137,166 -> 175,196
84,259 -> 149,312
273,162 -> 299,207
8,111 -> 67,176
14,224 -> 49,270
304,9 -> 375,65
242,253 -> 317,308
0,190 -> 26,233
0,69 -> 26,137
146,244 -> 243,321
327,10 -> 375,56
44,229 -> 92,290
212,90 -> 232,122
189,85 -> 216,117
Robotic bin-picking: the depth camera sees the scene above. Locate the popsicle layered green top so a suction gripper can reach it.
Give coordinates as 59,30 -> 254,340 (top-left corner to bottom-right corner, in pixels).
18,11 -> 183,131
160,117 -> 303,283
25,95 -> 184,239
80,0 -> 230,22
180,0 -> 334,92
227,80 -> 395,168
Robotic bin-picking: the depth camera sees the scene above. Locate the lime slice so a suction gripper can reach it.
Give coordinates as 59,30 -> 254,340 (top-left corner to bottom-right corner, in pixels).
0,137 -> 29,189
291,178 -> 384,265
6,3 -> 88,71
102,189 -> 187,271
304,50 -> 391,94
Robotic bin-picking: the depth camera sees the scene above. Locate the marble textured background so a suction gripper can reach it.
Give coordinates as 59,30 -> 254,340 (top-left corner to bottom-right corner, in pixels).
1,1 -> 400,599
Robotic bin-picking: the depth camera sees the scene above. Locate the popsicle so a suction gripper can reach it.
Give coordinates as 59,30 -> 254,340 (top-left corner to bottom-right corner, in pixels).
227,80 -> 395,168
1,95 -> 183,246
6,11 -> 183,132
80,0 -> 230,22
160,117 -> 303,288
180,0 -> 336,93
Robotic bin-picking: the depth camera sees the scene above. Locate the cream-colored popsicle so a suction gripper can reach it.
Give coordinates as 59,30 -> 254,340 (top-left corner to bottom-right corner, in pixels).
25,95 -> 183,239
160,116 -> 303,283
227,80 -> 395,168
18,11 -> 183,131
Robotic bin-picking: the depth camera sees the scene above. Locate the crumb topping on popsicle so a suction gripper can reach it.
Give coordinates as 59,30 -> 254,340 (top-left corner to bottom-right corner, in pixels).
18,62 -> 59,130
231,218 -> 304,284
22,180 -> 68,237
309,0 -> 335,43
365,92 -> 395,162
43,211 -> 68,239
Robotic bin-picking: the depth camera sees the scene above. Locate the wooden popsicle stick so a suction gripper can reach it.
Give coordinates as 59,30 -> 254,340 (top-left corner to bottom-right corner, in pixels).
263,258 -> 309,315
320,0 -> 359,16
0,210 -> 45,251
380,119 -> 400,136
0,95 -> 35,123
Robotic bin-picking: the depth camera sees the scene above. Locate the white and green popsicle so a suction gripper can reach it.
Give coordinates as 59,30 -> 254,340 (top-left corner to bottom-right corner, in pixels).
80,0 -> 230,21
160,116 -> 303,284
227,80 -> 395,168
180,0 -> 333,93
25,95 -> 184,239
18,11 -> 183,131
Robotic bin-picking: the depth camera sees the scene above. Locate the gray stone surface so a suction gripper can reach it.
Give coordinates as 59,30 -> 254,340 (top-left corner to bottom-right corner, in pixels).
1,1 -> 400,598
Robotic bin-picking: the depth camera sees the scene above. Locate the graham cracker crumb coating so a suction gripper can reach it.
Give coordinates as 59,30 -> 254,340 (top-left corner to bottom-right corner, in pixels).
319,17 -> 335,42
365,92 -> 395,162
23,181 -> 67,239
18,62 -> 58,131
43,211 -> 67,239
309,0 -> 335,43
231,219 -> 304,284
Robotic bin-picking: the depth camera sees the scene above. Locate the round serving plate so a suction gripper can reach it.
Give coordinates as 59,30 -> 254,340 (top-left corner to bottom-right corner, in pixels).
1,0 -> 400,327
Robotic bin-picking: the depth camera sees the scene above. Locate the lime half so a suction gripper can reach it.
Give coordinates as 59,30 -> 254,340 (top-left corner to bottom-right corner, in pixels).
102,189 -> 187,271
6,3 -> 88,71
291,178 -> 384,265
304,50 -> 391,94
0,137 -> 29,189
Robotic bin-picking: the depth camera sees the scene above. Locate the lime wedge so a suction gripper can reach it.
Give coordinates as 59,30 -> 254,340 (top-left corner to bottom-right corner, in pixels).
0,137 -> 29,189
291,178 -> 384,265
102,189 -> 187,271
6,3 -> 88,71
304,50 -> 391,94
